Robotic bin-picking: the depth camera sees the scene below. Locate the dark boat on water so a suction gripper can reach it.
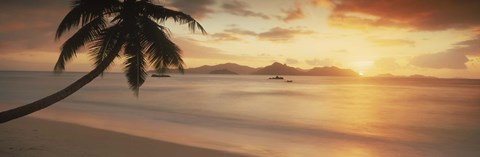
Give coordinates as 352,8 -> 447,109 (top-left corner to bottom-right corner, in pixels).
269,76 -> 284,79
151,74 -> 171,77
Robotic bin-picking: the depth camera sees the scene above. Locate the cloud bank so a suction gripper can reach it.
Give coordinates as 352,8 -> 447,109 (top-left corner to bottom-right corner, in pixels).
328,0 -> 480,31
258,27 -> 314,42
222,0 -> 270,19
411,36 -> 480,69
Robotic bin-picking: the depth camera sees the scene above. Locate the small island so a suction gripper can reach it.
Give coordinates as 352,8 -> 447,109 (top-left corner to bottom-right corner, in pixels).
268,76 -> 284,79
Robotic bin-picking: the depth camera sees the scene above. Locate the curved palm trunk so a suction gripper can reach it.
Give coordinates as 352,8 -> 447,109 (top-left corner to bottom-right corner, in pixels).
0,54 -> 117,123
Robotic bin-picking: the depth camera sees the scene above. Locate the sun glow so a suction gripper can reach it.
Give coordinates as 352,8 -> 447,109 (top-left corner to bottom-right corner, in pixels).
350,61 -> 373,75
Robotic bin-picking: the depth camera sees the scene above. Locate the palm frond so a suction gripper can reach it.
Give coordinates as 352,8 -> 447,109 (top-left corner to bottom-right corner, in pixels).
56,0 -> 121,40
140,1 -> 207,35
124,39 -> 147,96
89,25 -> 123,68
140,17 -> 184,73
54,17 -> 106,72
56,5 -> 83,40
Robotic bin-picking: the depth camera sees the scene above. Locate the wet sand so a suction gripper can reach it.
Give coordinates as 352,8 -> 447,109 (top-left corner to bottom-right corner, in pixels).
0,117 -> 251,157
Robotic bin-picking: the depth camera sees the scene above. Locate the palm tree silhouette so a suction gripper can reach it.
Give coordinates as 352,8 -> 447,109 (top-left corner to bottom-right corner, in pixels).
0,0 -> 206,123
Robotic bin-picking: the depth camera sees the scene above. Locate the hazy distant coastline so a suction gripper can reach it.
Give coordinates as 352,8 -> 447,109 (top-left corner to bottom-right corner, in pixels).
152,62 -> 359,77
0,62 -> 478,79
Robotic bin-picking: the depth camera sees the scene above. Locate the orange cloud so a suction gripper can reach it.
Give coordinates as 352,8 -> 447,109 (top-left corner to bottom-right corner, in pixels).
328,13 -> 405,30
281,3 -> 305,22
368,37 -> 415,47
258,27 -> 314,42
210,33 -> 242,41
310,0 -> 334,7
224,28 -> 257,36
329,0 -> 480,31
209,28 -> 257,42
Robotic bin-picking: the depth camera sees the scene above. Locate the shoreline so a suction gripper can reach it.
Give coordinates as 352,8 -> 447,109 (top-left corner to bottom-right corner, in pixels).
0,117 -> 252,157
1,71 -> 480,80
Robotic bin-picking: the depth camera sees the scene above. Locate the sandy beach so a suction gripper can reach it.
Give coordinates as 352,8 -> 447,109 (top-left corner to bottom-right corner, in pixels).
0,117 -> 251,157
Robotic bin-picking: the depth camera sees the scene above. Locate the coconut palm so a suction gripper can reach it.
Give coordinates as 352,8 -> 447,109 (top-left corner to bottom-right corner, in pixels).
0,0 -> 206,123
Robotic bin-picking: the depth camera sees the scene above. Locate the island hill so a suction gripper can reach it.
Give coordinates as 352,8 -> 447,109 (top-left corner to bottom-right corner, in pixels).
155,62 -> 359,77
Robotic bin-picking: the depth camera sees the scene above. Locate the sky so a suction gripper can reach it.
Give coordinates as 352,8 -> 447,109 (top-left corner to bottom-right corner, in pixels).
0,0 -> 479,78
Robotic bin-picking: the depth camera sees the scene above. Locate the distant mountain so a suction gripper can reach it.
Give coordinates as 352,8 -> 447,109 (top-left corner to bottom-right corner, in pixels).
306,66 -> 358,76
150,62 -> 359,77
252,62 -> 303,75
374,73 -> 437,79
408,74 -> 437,79
375,73 -> 396,78
209,69 -> 238,75
252,62 -> 358,76
186,63 -> 257,74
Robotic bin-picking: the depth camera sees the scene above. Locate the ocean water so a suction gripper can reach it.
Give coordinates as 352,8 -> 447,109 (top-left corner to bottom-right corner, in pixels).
1,71 -> 480,157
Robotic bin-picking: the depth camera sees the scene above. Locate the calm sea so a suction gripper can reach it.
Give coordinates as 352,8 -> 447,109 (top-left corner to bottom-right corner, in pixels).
1,71 -> 479,157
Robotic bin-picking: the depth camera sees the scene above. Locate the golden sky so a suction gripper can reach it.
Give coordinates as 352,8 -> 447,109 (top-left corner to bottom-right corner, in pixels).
0,0 -> 479,78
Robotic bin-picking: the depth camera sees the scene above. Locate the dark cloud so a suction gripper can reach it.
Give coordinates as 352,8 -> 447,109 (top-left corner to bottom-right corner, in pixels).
170,0 -> 216,19
0,0 -> 69,54
411,36 -> 480,69
213,27 -> 315,42
1,0 -> 66,9
258,27 -> 314,42
0,0 -> 68,32
329,0 -> 480,31
222,0 -> 270,19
